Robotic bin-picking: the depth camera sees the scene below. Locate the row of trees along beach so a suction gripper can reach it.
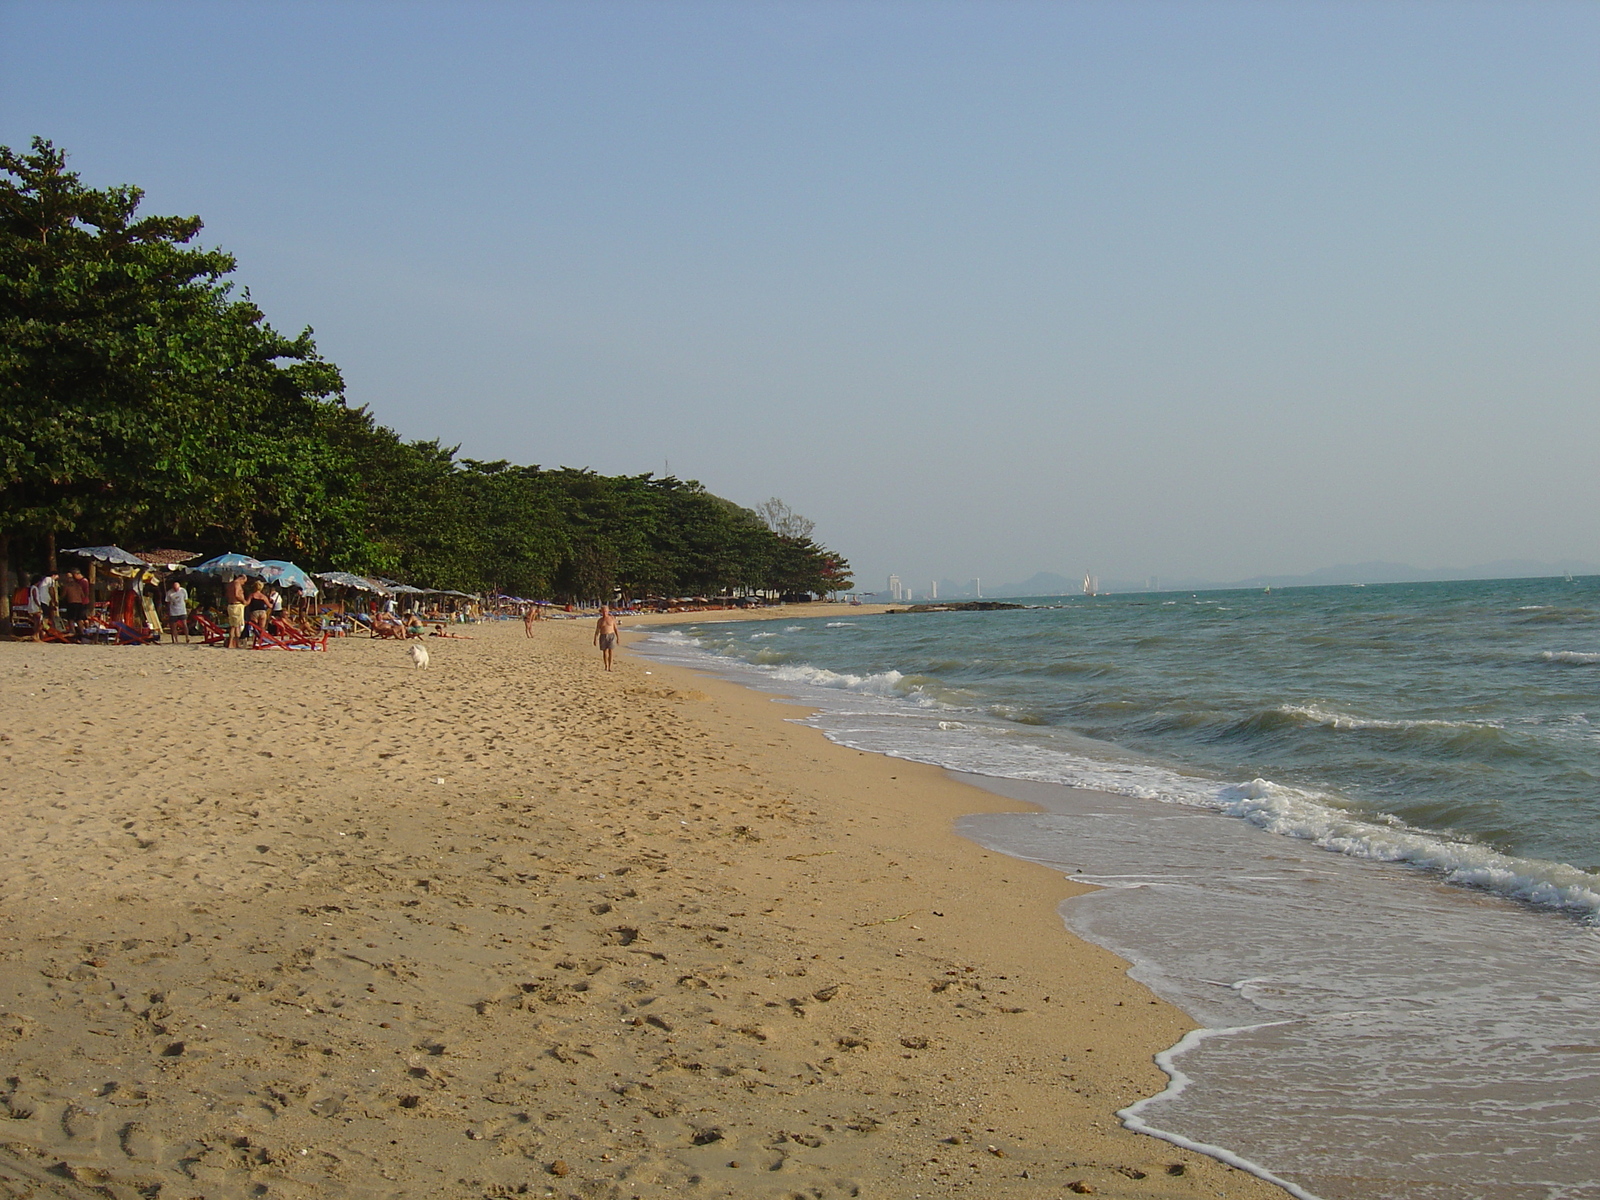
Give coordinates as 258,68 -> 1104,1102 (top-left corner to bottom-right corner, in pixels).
0,138 -> 853,605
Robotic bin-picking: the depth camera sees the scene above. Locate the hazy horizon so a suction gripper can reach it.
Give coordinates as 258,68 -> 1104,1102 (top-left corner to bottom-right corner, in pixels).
5,1 -> 1596,590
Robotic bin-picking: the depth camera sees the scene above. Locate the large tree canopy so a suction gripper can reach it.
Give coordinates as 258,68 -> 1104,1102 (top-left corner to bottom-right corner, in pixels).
0,137 -> 354,553
1,139 -> 852,601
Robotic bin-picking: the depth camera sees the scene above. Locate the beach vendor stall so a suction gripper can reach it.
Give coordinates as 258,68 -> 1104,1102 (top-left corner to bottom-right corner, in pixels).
61,546 -> 164,643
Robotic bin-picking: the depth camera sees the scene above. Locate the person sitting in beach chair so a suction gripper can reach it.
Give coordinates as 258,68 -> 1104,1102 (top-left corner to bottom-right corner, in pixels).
370,613 -> 408,639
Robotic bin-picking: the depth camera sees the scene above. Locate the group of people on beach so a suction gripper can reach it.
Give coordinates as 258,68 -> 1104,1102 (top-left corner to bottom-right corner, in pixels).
16,569 -> 192,644
220,575 -> 287,648
16,568 -> 92,640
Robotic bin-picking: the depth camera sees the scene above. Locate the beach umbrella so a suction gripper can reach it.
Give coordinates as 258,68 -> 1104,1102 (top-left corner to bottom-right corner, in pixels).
315,571 -> 393,596
63,545 -> 147,567
134,549 -> 201,567
192,552 -> 278,580
258,560 -> 319,595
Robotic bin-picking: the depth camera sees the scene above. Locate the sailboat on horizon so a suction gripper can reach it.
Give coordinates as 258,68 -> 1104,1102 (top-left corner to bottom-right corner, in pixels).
1083,572 -> 1099,597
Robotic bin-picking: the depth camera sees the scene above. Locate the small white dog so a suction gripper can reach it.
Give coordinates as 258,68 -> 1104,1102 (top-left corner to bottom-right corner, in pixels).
409,643 -> 430,669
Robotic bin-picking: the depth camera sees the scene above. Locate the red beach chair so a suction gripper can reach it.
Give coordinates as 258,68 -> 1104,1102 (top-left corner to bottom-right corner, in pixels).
255,619 -> 328,651
193,613 -> 231,646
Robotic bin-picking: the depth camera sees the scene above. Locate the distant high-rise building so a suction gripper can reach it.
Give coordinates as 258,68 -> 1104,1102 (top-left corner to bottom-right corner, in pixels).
888,574 -> 902,601
930,581 -> 938,600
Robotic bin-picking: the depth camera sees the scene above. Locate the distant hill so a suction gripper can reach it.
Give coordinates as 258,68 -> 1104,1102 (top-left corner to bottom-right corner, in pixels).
989,571 -> 1081,597
986,559 -> 1600,597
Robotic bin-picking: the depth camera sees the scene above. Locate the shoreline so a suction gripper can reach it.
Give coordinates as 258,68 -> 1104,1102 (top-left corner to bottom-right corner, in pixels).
0,618 -> 1288,1198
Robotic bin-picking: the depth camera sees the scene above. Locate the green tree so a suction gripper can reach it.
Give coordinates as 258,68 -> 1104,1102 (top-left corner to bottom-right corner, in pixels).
1,138 -> 854,608
0,136 -> 356,566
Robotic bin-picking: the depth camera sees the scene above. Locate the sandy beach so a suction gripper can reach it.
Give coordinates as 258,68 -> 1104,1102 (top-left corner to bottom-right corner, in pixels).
0,609 -> 1288,1199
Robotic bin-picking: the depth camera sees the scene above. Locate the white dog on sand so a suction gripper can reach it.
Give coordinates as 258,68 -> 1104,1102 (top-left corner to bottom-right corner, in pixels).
409,643 -> 430,669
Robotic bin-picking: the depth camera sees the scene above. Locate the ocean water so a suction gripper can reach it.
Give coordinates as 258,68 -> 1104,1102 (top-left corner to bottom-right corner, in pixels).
637,578 -> 1600,1200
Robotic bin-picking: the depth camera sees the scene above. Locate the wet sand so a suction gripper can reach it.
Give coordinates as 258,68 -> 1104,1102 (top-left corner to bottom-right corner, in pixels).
0,610 -> 1287,1198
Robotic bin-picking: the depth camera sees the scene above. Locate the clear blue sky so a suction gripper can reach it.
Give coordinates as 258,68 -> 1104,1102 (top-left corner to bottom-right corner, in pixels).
4,1 -> 1596,591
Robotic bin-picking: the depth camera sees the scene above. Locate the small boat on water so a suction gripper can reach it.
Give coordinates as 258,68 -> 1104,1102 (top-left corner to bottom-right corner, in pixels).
1082,573 -> 1099,597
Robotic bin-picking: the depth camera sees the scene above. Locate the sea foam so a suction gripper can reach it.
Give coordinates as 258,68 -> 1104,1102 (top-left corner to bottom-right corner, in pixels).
1542,650 -> 1600,664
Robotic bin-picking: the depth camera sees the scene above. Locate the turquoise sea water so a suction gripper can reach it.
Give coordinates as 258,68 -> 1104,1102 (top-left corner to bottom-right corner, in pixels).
639,578 -> 1600,1200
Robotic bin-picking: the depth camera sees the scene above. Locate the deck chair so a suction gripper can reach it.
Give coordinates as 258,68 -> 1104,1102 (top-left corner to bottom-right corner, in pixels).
258,618 -> 328,651
31,615 -> 75,644
193,613 -> 231,646
370,616 -> 408,640
77,618 -> 120,644
111,621 -> 160,646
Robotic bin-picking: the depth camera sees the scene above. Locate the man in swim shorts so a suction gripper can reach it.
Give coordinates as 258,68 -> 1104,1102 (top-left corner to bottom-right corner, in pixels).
224,575 -> 247,648
594,606 -> 620,671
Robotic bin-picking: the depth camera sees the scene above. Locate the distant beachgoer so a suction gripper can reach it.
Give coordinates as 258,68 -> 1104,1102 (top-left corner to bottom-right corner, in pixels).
30,573 -> 57,641
19,575 -> 42,640
524,606 -> 537,637
269,587 -> 284,617
165,580 -> 190,642
245,583 -> 271,637
225,576 -> 249,649
594,606 -> 620,671
60,569 -> 90,632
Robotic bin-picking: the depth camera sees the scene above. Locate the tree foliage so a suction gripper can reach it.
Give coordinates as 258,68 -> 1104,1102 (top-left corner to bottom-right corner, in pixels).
1,139 -> 852,601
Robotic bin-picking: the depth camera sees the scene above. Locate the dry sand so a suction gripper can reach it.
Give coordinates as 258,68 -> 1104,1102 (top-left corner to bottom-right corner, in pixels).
0,610 -> 1288,1200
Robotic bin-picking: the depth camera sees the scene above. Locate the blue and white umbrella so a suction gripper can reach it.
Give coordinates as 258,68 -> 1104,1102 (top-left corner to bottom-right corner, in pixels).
192,552 -> 278,580
258,560 -> 319,595
63,545 -> 147,567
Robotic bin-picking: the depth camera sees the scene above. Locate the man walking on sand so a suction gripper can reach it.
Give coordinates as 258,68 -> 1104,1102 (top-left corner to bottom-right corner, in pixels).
594,606 -> 620,671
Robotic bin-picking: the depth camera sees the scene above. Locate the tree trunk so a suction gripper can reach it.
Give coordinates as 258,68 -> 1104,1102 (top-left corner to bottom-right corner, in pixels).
0,534 -> 10,635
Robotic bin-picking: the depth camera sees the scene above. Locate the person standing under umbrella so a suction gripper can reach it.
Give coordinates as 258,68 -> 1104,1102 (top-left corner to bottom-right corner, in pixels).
165,579 -> 190,643
224,575 -> 248,648
59,569 -> 90,635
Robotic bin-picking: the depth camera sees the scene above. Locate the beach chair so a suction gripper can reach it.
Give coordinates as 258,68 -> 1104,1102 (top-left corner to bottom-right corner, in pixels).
193,613 -> 231,646
258,618 -> 328,651
110,621 -> 159,646
371,616 -> 408,640
76,617 -> 120,644
9,588 -> 36,637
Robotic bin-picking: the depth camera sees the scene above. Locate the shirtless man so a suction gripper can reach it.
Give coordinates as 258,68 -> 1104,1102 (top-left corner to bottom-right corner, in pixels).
593,606 -> 620,671
524,605 -> 538,637
59,569 -> 90,635
224,575 -> 248,648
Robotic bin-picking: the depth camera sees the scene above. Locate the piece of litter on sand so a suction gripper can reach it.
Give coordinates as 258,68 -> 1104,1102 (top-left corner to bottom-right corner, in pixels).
434,777 -> 445,784
856,910 -> 917,928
